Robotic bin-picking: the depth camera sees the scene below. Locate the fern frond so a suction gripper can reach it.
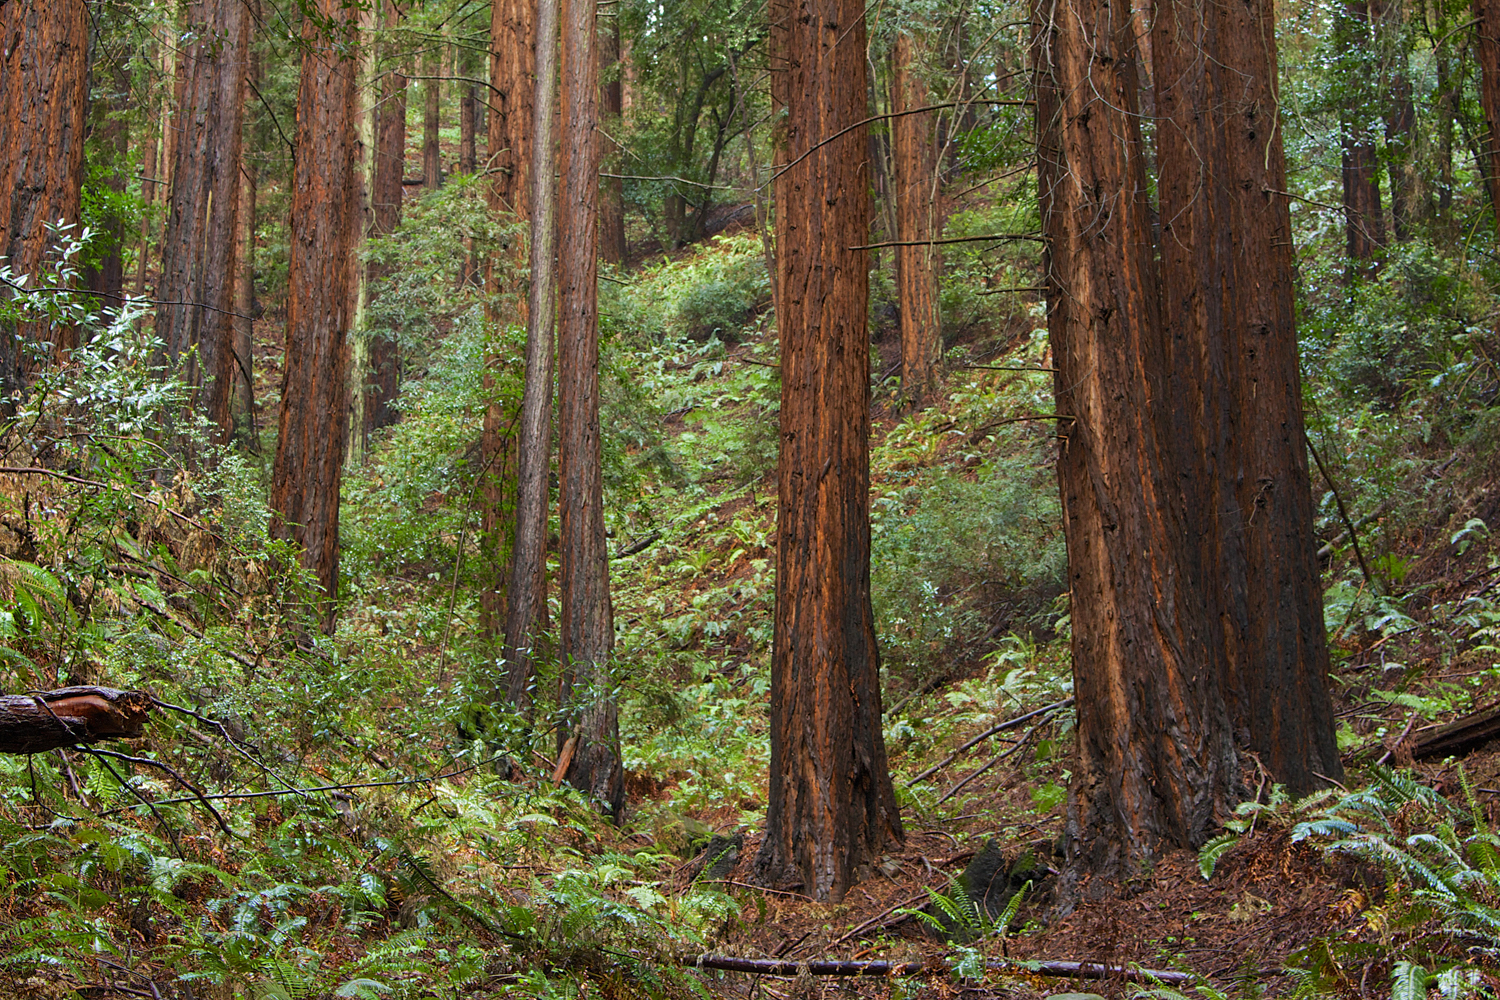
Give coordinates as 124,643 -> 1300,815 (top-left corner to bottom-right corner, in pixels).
1391,960 -> 1430,1000
1198,833 -> 1240,880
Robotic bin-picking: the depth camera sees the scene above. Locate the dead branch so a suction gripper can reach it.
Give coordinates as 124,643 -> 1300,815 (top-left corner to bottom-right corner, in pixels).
0,687 -> 152,754
688,953 -> 1194,985
907,698 -> 1074,786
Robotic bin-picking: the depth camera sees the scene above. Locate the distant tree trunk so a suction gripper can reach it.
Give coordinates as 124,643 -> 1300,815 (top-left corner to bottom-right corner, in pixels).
555,0 -> 621,819
598,14 -> 627,265
85,62 -> 130,314
1477,0 -> 1500,220
1437,41 -> 1456,220
891,32 -> 941,410
367,0 -> 406,435
483,0 -> 535,663
154,0 -> 252,442
1033,0 -> 1235,886
461,83 -> 477,174
0,0 -> 88,395
135,41 -> 161,298
233,28 -> 261,446
753,0 -> 903,903
346,3 -> 379,468
423,52 -> 442,190
1340,0 -> 1385,266
502,0 -> 556,709
271,0 -> 358,625
1370,0 -> 1416,240
1152,0 -> 1343,795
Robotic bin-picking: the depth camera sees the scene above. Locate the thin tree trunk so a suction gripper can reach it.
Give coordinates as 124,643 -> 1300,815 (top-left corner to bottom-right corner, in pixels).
346,3 -> 379,468
233,27 -> 261,447
1152,0 -> 1342,795
461,83 -> 477,174
483,0 -> 536,663
423,51 -> 442,190
1341,0 -> 1385,266
1477,0 -> 1500,220
556,0 -> 621,820
154,0 -> 252,442
271,0 -> 358,626
598,14 -> 626,265
368,0 -> 406,435
892,32 -> 942,410
135,40 -> 161,298
1033,0 -> 1235,888
728,47 -> 777,320
1371,0 -> 1417,240
753,0 -> 903,904
0,0 -> 88,395
85,62 -> 130,314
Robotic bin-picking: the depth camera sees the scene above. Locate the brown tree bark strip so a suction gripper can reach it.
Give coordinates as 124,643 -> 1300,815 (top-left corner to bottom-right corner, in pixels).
1340,0 -> 1385,264
1478,0 -> 1500,219
480,0 -> 535,654
502,0 -> 557,709
367,0 -> 406,435
754,0 -> 903,904
1033,0 -> 1235,884
423,51 -> 442,190
271,0 -> 358,622
1370,0 -> 1416,240
556,0 -> 622,819
135,39 -> 161,298
892,32 -> 942,410
233,22 -> 261,446
461,82 -> 477,175
0,0 -> 88,394
154,0 -> 252,442
0,688 -> 152,755
598,14 -> 627,266
1152,0 -> 1342,793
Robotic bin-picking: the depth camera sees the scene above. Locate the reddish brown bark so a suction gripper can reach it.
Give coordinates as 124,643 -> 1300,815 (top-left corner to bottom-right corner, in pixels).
270,0 -> 358,621
599,15 -> 626,266
556,0 -> 621,818
1152,0 -> 1342,794
1477,0 -> 1500,218
891,32 -> 941,410
0,0 -> 88,394
233,35 -> 260,446
154,0 -> 251,442
753,0 -> 903,903
423,53 -> 441,191
1033,0 -> 1235,883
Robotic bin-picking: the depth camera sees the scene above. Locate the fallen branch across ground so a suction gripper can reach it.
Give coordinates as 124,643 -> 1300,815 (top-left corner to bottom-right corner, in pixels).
907,698 -> 1074,787
689,953 -> 1194,985
0,687 -> 152,754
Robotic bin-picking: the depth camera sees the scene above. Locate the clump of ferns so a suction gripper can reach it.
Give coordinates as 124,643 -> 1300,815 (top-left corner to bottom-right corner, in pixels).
1288,765 -> 1500,959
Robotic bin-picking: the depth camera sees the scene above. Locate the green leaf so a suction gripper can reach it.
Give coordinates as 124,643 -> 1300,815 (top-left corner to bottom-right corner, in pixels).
1198,833 -> 1240,880
1392,960 -> 1430,1000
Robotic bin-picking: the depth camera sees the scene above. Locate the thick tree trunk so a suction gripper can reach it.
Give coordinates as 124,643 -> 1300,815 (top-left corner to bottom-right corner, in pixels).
891,32 -> 941,410
1152,0 -> 1343,794
0,688 -> 152,755
367,0 -> 406,435
753,0 -> 903,904
1477,0 -> 1500,220
599,15 -> 627,266
482,0 -> 535,660
232,37 -> 260,447
502,0 -> 557,709
154,0 -> 252,443
0,0 -> 88,394
556,0 -> 622,819
271,0 -> 358,624
423,53 -> 442,191
1340,0 -> 1385,265
1033,0 -> 1235,887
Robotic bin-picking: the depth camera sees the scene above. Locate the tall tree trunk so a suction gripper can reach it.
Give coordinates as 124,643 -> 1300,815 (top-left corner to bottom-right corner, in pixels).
1340,0 -> 1385,266
154,0 -> 252,442
271,0 -> 358,625
461,82 -> 477,175
892,32 -> 941,410
85,61 -> 130,314
753,0 -> 903,904
1371,0 -> 1417,240
484,0 -> 535,667
346,2 -> 379,468
423,52 -> 441,191
1152,0 -> 1342,795
598,14 -> 626,266
1033,0 -> 1235,887
556,0 -> 621,819
1477,0 -> 1500,220
0,0 -> 88,395
135,41 -> 161,298
367,0 -> 405,435
1437,38 -> 1456,220
233,26 -> 261,446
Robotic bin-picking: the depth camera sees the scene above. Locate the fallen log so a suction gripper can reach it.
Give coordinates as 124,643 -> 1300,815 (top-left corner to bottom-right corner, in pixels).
0,687 -> 152,754
1411,702 -> 1500,761
689,953 -> 1194,985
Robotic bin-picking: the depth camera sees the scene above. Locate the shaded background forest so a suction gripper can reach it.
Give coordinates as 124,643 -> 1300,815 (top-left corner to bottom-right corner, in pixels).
4,0 -> 1500,996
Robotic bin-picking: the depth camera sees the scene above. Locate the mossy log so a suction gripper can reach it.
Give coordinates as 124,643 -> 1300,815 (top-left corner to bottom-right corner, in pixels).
0,687 -> 152,754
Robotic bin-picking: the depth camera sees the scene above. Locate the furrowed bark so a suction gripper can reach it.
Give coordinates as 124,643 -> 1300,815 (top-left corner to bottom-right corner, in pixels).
754,0 -> 903,903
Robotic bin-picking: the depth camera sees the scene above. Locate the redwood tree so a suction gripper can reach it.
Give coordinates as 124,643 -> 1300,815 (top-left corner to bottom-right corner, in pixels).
1477,0 -> 1500,217
754,0 -> 903,903
891,31 -> 941,409
1338,0 -> 1385,264
367,0 -> 406,435
0,0 -> 88,395
155,0 -> 252,441
556,0 -> 622,818
270,0 -> 358,620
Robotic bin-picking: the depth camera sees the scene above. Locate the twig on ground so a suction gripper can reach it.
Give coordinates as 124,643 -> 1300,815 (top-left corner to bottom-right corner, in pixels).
907,698 -> 1073,787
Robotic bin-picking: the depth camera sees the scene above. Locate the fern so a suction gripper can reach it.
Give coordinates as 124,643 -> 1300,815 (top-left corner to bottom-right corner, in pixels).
1391,960 -> 1431,1000
1198,833 -> 1240,880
